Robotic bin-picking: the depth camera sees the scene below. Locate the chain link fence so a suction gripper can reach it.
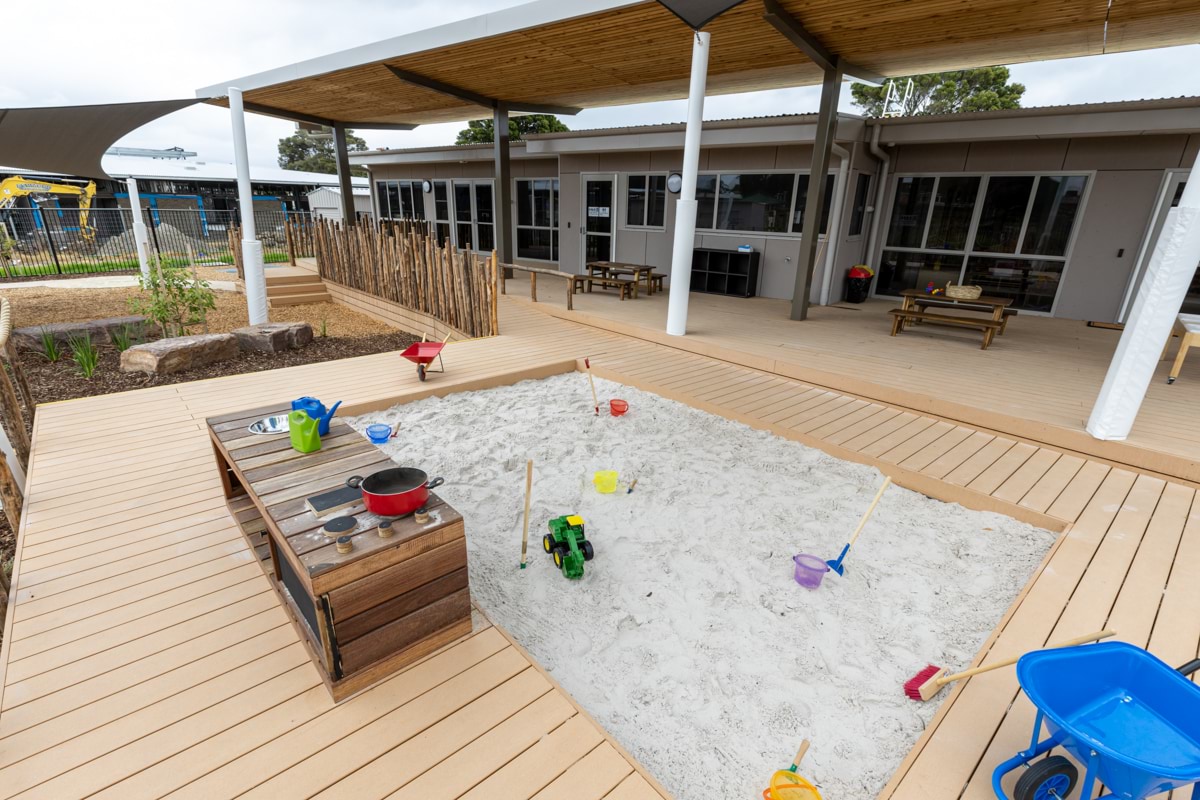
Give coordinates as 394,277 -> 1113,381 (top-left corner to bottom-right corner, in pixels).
0,207 -> 308,278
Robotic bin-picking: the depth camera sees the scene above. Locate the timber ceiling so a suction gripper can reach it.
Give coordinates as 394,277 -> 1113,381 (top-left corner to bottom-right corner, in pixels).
215,0 -> 1200,126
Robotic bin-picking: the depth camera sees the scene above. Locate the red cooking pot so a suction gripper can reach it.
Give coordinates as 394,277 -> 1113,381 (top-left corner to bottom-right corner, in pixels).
347,468 -> 444,517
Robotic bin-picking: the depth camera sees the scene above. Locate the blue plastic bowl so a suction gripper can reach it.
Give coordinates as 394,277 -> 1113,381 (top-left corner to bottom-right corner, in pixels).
366,423 -> 393,444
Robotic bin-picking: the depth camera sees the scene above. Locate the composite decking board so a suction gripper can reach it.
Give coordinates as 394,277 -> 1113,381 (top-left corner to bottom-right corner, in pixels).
897,425 -> 974,472
5,291 -> 1197,800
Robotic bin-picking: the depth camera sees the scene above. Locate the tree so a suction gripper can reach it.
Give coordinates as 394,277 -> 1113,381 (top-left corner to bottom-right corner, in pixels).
455,114 -> 569,145
850,67 -> 1025,118
277,127 -> 368,176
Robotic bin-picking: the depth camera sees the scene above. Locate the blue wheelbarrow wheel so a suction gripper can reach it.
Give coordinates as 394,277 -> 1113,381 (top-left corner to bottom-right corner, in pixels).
1014,756 -> 1078,800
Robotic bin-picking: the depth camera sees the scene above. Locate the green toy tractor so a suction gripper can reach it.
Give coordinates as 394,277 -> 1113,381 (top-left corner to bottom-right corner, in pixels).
542,514 -> 594,579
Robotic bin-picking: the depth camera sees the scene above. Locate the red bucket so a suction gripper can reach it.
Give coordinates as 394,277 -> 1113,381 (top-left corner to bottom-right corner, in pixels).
609,399 -> 629,417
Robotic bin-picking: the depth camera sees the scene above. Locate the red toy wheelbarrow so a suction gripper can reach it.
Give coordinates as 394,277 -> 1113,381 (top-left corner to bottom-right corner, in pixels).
401,333 -> 451,381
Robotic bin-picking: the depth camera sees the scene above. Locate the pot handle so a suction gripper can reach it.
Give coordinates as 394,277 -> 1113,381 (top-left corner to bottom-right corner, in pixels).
346,475 -> 363,489
426,477 -> 445,490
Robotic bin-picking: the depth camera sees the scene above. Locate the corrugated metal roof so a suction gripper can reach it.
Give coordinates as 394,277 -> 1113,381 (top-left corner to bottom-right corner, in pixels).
868,95 -> 1200,126
0,155 -> 371,187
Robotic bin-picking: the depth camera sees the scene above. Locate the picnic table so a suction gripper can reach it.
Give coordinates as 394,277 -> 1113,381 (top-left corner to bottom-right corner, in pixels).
586,261 -> 660,298
889,289 -> 1015,350
207,404 -> 471,701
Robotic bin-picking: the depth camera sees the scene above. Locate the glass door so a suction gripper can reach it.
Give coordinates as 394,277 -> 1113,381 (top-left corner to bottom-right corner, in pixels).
1120,172 -> 1200,320
581,175 -> 615,264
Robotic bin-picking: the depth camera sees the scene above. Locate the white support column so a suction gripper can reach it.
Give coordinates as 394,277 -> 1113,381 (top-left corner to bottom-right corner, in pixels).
1086,158 -> 1200,440
228,86 -> 268,325
125,178 -> 151,282
665,31 -> 710,337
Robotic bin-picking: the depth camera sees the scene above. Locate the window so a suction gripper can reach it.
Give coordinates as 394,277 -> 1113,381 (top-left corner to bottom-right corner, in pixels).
375,180 -> 426,220
791,175 -> 835,235
433,181 -> 451,245
516,178 -> 559,261
848,173 -> 871,236
877,173 -> 1088,311
451,180 -> 495,252
625,175 -> 667,228
692,171 -> 834,235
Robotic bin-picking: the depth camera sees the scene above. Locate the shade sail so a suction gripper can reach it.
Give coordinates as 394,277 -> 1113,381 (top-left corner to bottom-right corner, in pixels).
0,98 -> 202,179
198,0 -> 1200,128
655,0 -> 748,29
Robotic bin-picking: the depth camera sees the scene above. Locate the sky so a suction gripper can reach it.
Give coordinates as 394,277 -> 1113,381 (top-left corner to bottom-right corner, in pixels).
6,0 -> 1200,170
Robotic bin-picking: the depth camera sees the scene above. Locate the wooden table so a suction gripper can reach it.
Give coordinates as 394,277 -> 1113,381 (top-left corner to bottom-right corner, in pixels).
587,261 -> 655,297
890,289 -> 1014,350
207,403 -> 471,702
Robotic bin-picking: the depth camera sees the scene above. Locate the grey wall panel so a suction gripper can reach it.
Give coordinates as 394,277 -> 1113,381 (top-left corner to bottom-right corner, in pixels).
705,146 -> 777,171
650,150 -> 683,171
1054,169 -> 1162,322
558,172 -> 582,274
774,144 -> 815,170
965,139 -> 1069,172
615,228 -> 648,264
891,142 -> 969,173
598,152 -> 651,172
1063,135 -> 1189,171
762,236 -> 801,301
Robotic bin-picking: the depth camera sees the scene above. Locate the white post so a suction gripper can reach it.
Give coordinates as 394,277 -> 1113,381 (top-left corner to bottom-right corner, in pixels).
125,178 -> 151,283
228,87 -> 268,325
1086,159 -> 1200,440
665,31 -> 710,337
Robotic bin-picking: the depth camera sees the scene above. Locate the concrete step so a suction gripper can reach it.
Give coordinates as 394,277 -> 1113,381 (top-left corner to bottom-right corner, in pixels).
268,291 -> 332,307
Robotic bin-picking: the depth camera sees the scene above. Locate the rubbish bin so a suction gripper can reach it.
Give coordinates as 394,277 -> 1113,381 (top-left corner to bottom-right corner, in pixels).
845,276 -> 872,303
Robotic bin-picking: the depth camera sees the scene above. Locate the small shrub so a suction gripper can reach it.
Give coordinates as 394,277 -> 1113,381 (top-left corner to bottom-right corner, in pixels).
127,254 -> 217,338
38,328 -> 60,362
109,323 -> 138,352
68,333 -> 100,379
319,318 -> 328,338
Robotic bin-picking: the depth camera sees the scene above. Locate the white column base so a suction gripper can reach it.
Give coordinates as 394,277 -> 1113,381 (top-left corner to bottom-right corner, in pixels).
243,239 -> 269,325
132,222 -> 151,282
666,199 -> 698,337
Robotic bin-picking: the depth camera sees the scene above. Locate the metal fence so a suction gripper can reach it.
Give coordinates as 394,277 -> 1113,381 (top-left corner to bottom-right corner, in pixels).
0,207 -> 310,277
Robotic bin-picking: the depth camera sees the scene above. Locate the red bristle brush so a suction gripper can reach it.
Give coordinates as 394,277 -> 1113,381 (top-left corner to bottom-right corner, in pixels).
904,629 -> 1114,701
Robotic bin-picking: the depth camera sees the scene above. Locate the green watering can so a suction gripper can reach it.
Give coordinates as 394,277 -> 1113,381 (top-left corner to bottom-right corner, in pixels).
289,409 -> 322,453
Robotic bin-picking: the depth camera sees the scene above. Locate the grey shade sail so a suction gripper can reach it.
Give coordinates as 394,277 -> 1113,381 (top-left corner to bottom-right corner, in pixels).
0,98 -> 203,179
655,0 -> 747,29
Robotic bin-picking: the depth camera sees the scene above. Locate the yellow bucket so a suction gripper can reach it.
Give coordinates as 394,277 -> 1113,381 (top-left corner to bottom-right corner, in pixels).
762,770 -> 822,800
593,470 -> 619,494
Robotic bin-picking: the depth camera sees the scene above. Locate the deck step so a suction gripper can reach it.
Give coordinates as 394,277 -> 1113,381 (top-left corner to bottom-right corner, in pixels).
265,273 -> 321,286
268,281 -> 328,297
269,291 -> 332,307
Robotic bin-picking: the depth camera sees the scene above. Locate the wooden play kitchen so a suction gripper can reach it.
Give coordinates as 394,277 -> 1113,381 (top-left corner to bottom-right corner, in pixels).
207,402 -> 471,702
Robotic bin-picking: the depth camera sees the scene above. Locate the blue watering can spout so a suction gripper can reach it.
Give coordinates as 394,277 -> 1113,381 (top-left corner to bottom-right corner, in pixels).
318,401 -> 342,436
291,397 -> 342,436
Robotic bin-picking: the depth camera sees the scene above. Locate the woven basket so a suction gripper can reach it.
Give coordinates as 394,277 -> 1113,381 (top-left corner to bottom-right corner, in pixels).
944,281 -> 983,300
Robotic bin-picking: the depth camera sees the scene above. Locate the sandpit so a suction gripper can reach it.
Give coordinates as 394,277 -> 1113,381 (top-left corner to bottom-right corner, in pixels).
349,374 -> 1055,799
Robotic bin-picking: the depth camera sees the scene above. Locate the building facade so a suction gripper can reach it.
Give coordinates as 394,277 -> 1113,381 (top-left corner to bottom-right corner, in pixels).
353,98 -> 1200,323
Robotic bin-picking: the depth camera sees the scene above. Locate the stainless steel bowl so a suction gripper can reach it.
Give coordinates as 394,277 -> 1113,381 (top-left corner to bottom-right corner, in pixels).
248,414 -> 290,435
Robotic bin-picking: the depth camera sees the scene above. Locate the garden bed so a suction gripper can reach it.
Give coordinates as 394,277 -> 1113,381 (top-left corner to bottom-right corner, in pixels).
349,374 -> 1056,799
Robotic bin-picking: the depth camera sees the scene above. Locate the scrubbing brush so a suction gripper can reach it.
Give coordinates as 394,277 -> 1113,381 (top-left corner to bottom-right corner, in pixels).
904,629 -> 1115,701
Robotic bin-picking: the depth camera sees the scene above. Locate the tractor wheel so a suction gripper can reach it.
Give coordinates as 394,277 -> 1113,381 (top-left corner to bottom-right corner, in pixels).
582,540 -> 594,561
553,550 -> 564,569
542,534 -> 555,553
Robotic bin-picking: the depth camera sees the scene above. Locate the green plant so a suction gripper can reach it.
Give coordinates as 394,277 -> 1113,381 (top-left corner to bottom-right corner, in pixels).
68,333 -> 100,378
109,323 -> 138,352
127,254 -> 217,338
319,317 -> 328,338
38,328 -> 60,362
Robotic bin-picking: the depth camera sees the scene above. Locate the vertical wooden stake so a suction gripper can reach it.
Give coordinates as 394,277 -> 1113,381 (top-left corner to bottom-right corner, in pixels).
585,357 -> 599,415
519,459 -> 533,569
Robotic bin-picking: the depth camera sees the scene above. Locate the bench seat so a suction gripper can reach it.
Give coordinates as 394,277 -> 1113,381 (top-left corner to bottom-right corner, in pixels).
889,308 -> 1002,350
912,298 -> 1017,334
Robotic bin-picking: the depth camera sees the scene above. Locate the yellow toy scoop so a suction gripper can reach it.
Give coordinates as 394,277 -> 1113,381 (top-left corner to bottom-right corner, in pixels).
762,740 -> 822,800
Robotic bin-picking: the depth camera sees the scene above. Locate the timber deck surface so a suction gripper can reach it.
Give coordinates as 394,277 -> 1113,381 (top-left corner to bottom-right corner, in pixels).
1,288 -> 1197,799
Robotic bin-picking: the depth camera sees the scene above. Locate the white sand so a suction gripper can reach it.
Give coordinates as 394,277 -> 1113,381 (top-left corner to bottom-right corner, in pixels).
349,374 -> 1054,799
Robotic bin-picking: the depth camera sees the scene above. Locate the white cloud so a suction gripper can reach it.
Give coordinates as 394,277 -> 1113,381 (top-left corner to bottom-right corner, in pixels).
6,1 -> 1199,170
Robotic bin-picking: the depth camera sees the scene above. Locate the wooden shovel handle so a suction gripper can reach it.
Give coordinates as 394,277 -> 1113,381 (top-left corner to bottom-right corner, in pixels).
847,477 -> 892,548
940,629 -> 1115,685
519,460 -> 533,565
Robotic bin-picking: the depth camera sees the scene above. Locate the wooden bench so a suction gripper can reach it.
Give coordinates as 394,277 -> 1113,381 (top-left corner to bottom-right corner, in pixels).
889,308 -> 1004,350
649,272 -> 666,293
913,298 -> 1018,334
586,274 -> 637,300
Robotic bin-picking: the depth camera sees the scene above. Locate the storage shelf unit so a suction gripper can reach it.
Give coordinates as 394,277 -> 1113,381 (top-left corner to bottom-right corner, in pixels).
688,248 -> 760,297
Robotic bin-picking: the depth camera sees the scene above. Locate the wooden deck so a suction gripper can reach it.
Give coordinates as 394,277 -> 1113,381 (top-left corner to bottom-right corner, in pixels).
509,274 -> 1200,484
1,287 -> 1198,798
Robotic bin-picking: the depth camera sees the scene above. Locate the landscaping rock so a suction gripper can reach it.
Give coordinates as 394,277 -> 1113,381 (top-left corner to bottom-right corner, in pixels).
232,322 -> 313,353
13,316 -> 148,352
120,333 -> 238,375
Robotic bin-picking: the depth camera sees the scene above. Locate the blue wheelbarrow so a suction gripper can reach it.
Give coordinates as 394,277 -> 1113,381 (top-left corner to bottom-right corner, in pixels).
993,641 -> 1200,799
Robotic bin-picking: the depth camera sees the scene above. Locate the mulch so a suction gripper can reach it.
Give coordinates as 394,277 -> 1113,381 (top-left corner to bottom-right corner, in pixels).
22,330 -> 420,405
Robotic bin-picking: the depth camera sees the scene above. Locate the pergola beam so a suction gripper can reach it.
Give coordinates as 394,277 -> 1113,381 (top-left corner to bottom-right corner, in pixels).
241,100 -> 418,130
384,65 -> 581,116
761,0 -> 885,85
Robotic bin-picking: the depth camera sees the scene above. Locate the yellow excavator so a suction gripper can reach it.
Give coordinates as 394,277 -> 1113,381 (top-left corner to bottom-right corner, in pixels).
0,176 -> 97,241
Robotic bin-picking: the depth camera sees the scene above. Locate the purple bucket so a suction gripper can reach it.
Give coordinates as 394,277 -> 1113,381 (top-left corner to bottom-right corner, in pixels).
793,554 -> 829,590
